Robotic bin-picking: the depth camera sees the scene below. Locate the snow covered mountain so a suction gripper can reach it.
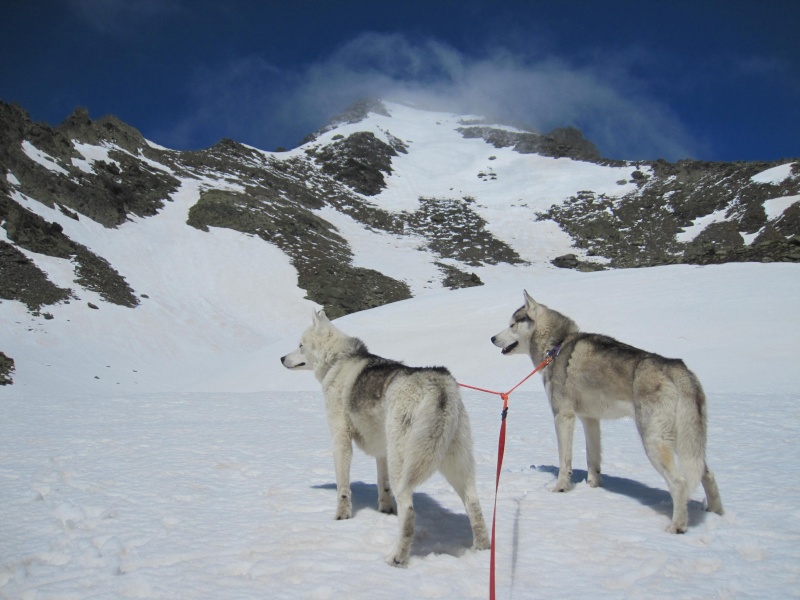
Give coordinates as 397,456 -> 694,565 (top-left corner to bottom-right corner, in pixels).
1,99 -> 799,599
0,98 -> 798,391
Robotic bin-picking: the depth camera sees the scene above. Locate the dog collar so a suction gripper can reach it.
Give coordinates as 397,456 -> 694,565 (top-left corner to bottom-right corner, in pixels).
546,343 -> 562,360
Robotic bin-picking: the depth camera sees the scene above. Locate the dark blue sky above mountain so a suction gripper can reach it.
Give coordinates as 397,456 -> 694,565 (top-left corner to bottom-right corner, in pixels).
1,0 -> 798,162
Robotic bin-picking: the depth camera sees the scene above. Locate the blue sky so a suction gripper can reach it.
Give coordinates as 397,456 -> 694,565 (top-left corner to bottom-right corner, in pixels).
1,0 -> 798,162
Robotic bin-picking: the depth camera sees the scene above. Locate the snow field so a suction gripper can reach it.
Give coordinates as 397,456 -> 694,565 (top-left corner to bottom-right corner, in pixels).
3,262 -> 799,598
2,387 -> 798,598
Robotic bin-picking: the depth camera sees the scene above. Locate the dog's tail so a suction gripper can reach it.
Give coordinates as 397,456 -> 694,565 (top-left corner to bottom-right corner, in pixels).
672,364 -> 709,496
396,374 -> 462,491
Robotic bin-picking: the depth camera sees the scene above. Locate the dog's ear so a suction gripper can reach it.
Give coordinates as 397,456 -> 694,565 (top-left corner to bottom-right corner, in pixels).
523,290 -> 539,316
313,309 -> 331,327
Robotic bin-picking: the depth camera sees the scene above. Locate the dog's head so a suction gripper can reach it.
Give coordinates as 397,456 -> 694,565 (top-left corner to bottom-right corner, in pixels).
491,290 -> 541,356
280,309 -> 333,371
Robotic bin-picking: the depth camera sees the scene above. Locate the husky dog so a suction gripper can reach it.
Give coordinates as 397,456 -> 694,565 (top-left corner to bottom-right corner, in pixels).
281,310 -> 490,566
491,291 -> 723,533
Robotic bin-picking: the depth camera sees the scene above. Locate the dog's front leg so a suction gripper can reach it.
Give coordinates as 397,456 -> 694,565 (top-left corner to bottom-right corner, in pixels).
581,417 -> 602,488
552,412 -> 576,492
332,434 -> 353,519
376,456 -> 396,514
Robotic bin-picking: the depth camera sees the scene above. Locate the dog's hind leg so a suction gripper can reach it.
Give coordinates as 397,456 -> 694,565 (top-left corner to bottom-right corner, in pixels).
581,417 -> 602,488
384,442 -> 427,567
635,366 -> 692,532
386,485 -> 415,567
376,455 -> 396,514
440,443 -> 490,550
702,466 -> 724,515
639,428 -> 689,533
658,442 -> 689,534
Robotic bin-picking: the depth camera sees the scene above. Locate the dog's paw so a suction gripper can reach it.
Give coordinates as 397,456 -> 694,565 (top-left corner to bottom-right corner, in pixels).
587,473 -> 602,488
386,553 -> 409,568
379,503 -> 397,515
473,536 -> 491,551
550,481 -> 571,493
666,522 -> 687,534
335,503 -> 352,520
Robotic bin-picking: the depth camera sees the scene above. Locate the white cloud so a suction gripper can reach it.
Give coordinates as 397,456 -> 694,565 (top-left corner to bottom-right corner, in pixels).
166,32 -> 703,160
292,33 -> 704,160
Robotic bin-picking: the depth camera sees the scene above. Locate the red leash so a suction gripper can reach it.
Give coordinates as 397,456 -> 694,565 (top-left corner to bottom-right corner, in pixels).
459,353 -> 555,600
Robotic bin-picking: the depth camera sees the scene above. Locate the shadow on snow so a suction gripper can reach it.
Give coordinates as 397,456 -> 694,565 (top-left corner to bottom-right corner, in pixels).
312,481 -> 475,558
534,465 -> 709,527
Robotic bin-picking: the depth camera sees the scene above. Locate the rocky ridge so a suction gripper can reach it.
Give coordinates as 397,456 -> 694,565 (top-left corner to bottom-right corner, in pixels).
538,160 -> 800,268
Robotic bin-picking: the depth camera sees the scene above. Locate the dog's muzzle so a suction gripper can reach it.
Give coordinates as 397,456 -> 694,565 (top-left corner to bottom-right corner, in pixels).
500,341 -> 518,355
280,355 -> 306,369
491,335 -> 518,355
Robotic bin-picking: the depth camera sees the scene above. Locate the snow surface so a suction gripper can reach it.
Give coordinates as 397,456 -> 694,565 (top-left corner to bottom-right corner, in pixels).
675,209 -> 731,244
764,195 -> 800,221
750,162 -> 795,184
70,142 -> 121,175
2,263 -> 799,599
2,102 -> 800,598
20,141 -> 69,177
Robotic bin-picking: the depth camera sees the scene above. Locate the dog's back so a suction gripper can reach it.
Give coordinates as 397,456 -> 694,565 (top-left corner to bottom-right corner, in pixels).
350,356 -> 452,411
552,332 -> 696,418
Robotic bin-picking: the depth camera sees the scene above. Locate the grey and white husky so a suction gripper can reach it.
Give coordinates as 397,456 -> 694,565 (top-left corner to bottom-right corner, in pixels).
491,291 -> 723,533
281,310 -> 490,566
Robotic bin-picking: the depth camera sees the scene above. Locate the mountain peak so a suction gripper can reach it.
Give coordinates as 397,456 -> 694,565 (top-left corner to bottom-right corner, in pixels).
303,98 -> 391,144
57,108 -> 149,155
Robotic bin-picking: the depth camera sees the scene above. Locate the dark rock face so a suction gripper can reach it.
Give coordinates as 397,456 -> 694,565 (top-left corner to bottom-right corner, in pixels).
0,240 -> 73,310
684,232 -> 800,265
0,103 -> 162,311
551,254 -> 605,272
0,195 -> 138,308
436,262 -> 484,289
458,125 -> 603,163
404,197 -> 524,267
186,188 -> 411,318
0,103 -> 180,228
0,351 -> 14,385
307,131 -> 401,196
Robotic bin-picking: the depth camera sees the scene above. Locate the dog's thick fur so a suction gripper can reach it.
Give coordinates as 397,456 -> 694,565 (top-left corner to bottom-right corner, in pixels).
492,291 -> 723,533
281,310 -> 489,566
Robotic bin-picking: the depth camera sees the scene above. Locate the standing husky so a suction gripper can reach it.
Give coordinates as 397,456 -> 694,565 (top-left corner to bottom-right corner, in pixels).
281,310 -> 490,566
491,291 -> 723,533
